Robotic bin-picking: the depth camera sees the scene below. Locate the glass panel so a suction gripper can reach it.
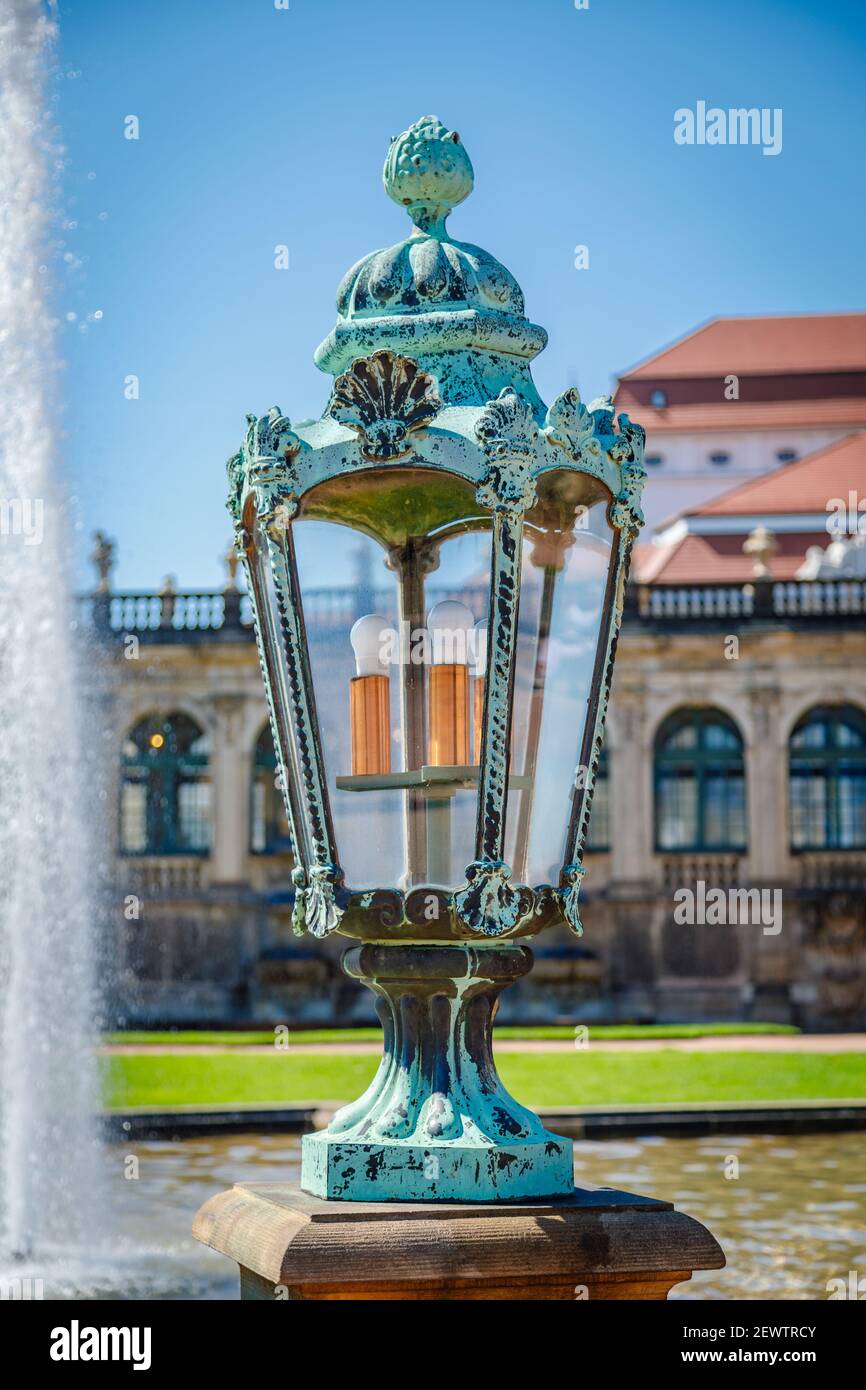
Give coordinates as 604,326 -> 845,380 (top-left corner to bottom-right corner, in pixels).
291,518 -> 402,889
703,771 -> 746,847
657,771 -> 698,849
290,471 -> 491,891
120,778 -> 148,853
177,779 -> 211,850
837,771 -> 866,848
251,778 -> 266,854
837,718 -> 865,748
253,543 -> 313,866
791,718 -> 827,750
586,757 -> 610,851
790,772 -> 827,848
665,722 -> 698,751
703,721 -> 739,752
504,485 -> 613,885
425,528 -> 491,888
251,726 -> 292,853
269,465 -> 614,894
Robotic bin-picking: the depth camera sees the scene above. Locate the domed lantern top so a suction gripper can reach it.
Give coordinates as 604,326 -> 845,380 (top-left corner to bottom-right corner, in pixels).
315,115 -> 546,409
226,119 -> 646,1201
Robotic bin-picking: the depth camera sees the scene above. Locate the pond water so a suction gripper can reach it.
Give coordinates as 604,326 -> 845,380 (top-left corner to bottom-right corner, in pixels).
7,1131 -> 864,1300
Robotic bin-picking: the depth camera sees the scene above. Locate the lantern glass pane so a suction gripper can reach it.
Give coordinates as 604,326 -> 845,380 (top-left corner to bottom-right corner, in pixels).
504,487 -> 615,887
291,475 -> 492,891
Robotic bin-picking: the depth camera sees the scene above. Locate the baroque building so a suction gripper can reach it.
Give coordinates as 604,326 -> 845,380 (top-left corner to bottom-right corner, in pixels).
615,312 -> 866,528
89,346 -> 866,1032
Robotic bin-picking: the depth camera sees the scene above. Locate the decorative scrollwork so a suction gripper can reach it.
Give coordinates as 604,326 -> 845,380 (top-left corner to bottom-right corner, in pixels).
245,406 -> 301,467
544,387 -> 604,474
328,350 -> 441,461
260,494 -> 299,537
609,414 -> 647,538
226,449 -> 245,522
228,406 -> 301,527
475,389 -> 538,510
453,859 -> 532,937
558,862 -> 586,936
292,866 -> 346,939
354,889 -> 405,930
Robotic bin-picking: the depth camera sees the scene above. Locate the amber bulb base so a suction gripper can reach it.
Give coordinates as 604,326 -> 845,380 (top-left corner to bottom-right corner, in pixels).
428,664 -> 470,766
350,673 -> 391,775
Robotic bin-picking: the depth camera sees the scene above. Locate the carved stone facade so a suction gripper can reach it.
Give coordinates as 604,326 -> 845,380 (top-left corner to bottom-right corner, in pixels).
92,580 -> 866,1030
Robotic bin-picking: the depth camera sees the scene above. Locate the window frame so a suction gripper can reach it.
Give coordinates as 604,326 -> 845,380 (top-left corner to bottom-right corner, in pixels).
121,713 -> 211,856
250,723 -> 294,856
789,705 -> 866,852
586,746 -> 610,852
654,708 -> 747,854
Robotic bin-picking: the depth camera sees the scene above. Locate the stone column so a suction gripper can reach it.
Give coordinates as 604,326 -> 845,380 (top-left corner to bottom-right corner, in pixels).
746,685 -> 786,883
609,684 -> 655,886
210,694 -> 249,885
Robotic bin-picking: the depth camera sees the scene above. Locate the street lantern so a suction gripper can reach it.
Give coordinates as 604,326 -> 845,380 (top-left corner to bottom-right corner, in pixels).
227,116 -> 646,1202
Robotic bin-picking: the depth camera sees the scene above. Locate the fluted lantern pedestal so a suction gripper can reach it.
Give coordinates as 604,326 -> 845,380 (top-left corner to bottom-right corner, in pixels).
301,942 -> 573,1202
193,1184 -> 725,1301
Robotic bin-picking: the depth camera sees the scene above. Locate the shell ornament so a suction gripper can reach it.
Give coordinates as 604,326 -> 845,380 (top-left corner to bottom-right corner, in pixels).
328,349 -> 441,461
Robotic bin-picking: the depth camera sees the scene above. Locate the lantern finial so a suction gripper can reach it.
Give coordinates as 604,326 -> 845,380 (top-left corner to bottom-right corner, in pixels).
383,115 -> 474,237
318,116 -> 545,404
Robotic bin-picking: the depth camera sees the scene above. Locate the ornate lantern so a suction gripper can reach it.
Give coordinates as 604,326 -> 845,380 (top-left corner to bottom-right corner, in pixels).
227,116 -> 646,1202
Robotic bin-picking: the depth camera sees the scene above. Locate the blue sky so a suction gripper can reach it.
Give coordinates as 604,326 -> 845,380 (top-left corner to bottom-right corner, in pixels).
54,0 -> 866,589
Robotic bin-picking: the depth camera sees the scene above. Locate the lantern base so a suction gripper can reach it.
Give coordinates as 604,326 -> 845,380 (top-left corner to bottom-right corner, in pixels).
301,940 -> 574,1202
301,1132 -> 573,1203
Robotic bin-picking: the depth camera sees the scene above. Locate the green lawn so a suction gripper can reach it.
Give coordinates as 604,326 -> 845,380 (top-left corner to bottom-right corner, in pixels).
102,1050 -> 866,1111
104,1021 -> 800,1047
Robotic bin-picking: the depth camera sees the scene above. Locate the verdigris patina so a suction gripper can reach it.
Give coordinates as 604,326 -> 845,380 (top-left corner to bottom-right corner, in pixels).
226,116 -> 646,1200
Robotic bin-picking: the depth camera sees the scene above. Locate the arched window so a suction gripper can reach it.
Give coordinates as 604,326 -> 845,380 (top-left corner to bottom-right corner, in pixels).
586,747 -> 610,851
121,713 -> 211,854
655,709 -> 746,851
789,706 -> 866,850
251,724 -> 292,854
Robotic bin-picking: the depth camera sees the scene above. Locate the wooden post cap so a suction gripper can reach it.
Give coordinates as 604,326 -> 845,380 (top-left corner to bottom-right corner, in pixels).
193,1182 -> 725,1301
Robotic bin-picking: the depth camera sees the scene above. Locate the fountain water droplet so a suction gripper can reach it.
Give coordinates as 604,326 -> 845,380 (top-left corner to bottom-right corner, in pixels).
0,0 -> 105,1270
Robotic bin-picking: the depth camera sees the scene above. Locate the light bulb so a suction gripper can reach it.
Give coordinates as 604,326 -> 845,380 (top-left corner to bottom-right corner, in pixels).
350,613 -> 389,677
427,599 -> 475,666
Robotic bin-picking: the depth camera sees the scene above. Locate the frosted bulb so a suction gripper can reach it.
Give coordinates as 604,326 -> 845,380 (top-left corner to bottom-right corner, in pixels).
469,619 -> 488,677
350,613 -> 389,678
427,600 -> 475,666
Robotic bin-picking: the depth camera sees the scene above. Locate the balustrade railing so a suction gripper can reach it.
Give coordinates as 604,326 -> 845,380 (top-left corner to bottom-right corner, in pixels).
78,577 -> 866,640
660,853 -> 745,891
123,856 -> 208,896
795,852 -> 866,892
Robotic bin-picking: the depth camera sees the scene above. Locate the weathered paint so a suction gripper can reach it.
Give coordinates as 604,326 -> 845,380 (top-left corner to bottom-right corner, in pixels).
301,943 -> 573,1202
227,116 -> 646,1199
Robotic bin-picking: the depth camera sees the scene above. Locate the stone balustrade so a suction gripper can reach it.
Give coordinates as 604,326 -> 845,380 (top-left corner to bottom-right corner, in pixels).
78,576 -> 866,642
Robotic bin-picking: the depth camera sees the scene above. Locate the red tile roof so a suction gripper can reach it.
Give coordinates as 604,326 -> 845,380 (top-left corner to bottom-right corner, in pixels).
692,431 -> 866,517
614,389 -> 866,436
635,531 -> 828,584
621,313 -> 866,380
635,433 -> 866,584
